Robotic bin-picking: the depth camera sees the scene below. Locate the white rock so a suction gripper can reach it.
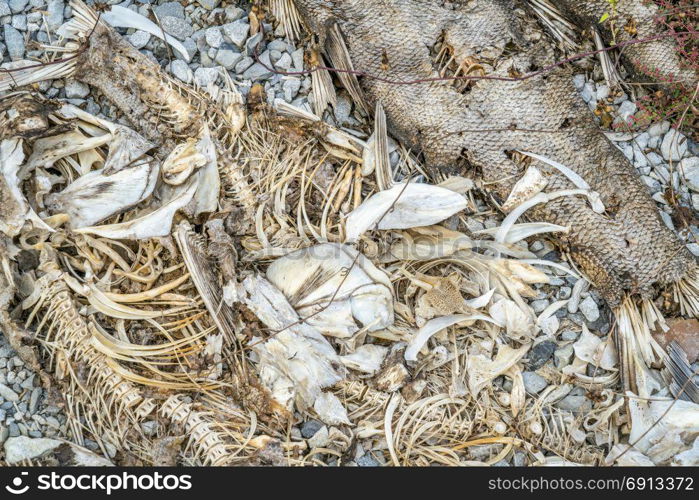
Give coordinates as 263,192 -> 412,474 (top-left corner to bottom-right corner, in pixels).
579,296 -> 600,322
660,211 -> 674,231
617,101 -> 637,122
205,27 -> 223,48
648,121 -> 670,137
661,129 -> 688,161
222,20 -> 249,48
572,74 -> 586,90
170,59 -> 192,84
194,66 -> 219,87
128,30 -> 150,49
4,436 -> 61,463
64,79 -> 89,99
0,384 -> 18,402
679,157 -> 699,191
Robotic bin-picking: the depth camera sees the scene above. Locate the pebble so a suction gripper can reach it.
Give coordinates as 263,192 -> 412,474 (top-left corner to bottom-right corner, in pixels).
648,121 -> 670,137
527,341 -> 556,370
661,129 -> 688,162
46,0 -> 64,30
300,420 -> 323,439
4,436 -> 61,463
243,62 -> 273,81
580,82 -> 595,103
560,329 -> 579,341
555,394 -> 592,413
11,13 -> 25,31
154,1 -> 184,19
205,26 -> 223,48
3,23 -> 24,60
9,0 -> 28,14
579,296 -> 600,322
0,383 -> 18,402
160,16 -> 194,40
307,425 -> 329,449
128,30 -> 151,49
530,299 -> 549,314
170,59 -> 194,83
64,79 -> 89,99
356,454 -> 380,467
554,344 -> 574,368
522,371 -> 548,394
223,20 -> 249,48
214,45 -> 242,69
617,100 -> 636,123
234,56 -> 254,74
198,0 -> 220,10
194,66 -> 219,87
680,157 -> 699,191
0,2 -> 11,16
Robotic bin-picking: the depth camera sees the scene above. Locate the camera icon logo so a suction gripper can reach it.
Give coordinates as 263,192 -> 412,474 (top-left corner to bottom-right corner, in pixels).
5,472 -> 29,495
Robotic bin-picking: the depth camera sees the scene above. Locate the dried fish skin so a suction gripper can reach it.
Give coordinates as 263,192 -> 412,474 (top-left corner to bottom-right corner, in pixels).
0,92 -> 57,141
266,243 -> 394,337
290,0 -> 696,305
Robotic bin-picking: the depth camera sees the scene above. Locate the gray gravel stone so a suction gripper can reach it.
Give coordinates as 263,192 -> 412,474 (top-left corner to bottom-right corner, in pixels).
243,62 -> 273,81
0,383 -> 18,402
356,454 -> 380,467
522,371 -> 547,394
554,344 -> 574,368
3,24 -> 24,60
214,46 -> 241,69
648,121 -> 670,137
9,0 -> 27,13
198,0 -> 220,10
300,419 -> 322,438
10,14 -> 24,31
579,296 -> 600,322
661,129 -> 688,161
680,157 -> 699,191
160,16 -> 193,40
0,1 -> 11,17
47,0 -> 64,30
223,20 -> 249,48
555,394 -> 592,413
617,100 -> 636,123
65,79 -> 89,98
154,1 -> 184,19
194,66 -> 219,87
128,30 -> 151,49
205,26 -> 223,48
527,341 -> 556,370
4,436 -> 61,463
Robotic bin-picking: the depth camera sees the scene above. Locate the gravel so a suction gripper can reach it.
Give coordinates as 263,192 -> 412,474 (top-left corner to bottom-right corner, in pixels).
3,23 -> 24,59
160,15 -> 193,40
522,371 -> 548,394
527,341 -> 556,370
300,420 -> 323,439
579,296 -> 600,323
223,20 -> 249,48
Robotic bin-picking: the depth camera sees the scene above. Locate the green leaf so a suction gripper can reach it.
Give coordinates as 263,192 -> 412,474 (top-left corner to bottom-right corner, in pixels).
599,12 -> 610,23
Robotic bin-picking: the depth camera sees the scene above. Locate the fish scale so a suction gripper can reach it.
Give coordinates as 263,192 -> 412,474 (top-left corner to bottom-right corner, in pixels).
291,0 -> 696,305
